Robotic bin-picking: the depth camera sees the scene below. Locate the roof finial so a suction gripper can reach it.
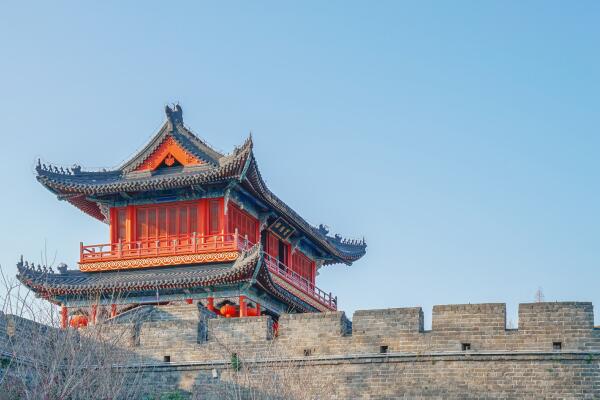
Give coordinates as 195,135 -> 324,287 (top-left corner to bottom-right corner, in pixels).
165,103 -> 183,125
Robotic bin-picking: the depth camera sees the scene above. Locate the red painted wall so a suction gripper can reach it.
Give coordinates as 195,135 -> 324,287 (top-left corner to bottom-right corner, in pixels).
109,198 -> 316,283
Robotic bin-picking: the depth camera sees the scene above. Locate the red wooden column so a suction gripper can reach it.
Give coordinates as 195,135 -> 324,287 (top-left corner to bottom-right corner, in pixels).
206,296 -> 216,313
90,304 -> 98,325
221,197 -> 228,237
109,208 -> 118,244
239,295 -> 247,317
126,205 -> 136,243
198,199 -> 207,239
110,304 -> 117,318
255,303 -> 261,315
60,306 -> 68,329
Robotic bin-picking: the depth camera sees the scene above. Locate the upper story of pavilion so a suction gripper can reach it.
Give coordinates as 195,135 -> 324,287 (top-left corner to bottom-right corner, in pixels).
23,105 -> 366,312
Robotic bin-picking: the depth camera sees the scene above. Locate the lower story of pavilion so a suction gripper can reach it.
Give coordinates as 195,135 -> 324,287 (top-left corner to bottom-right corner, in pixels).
16,244 -> 338,329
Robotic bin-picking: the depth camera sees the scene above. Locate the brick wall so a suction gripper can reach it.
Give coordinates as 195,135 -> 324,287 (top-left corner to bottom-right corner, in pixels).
90,301 -> 600,398
2,303 -> 599,398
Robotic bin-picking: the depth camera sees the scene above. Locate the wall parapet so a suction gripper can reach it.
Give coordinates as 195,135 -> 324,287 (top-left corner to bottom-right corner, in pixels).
93,301 -> 600,362
2,301 -> 599,399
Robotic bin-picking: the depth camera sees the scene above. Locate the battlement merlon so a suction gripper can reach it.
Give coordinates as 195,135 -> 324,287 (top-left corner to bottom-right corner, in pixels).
95,301 -> 600,358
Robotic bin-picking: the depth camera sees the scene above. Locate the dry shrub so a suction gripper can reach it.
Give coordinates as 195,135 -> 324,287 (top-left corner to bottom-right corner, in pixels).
194,335 -> 333,400
0,266 -> 145,400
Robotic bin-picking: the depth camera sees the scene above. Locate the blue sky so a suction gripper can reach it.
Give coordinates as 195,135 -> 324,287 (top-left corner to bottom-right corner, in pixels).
0,1 -> 598,326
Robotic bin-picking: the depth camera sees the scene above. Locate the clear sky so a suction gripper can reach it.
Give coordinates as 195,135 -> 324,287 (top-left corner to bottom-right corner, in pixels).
0,1 -> 598,326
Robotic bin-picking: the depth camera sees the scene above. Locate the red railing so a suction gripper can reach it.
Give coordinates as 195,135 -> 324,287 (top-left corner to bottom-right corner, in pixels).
80,231 -> 253,263
80,231 -> 336,310
263,253 -> 337,310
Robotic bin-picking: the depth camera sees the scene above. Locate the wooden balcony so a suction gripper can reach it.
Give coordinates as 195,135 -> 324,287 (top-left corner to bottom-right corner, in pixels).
79,231 -> 336,310
263,253 -> 337,310
80,232 -> 247,262
79,232 -> 249,272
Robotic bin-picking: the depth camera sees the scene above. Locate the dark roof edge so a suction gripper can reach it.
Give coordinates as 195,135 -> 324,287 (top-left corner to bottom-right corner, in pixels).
243,155 -> 367,265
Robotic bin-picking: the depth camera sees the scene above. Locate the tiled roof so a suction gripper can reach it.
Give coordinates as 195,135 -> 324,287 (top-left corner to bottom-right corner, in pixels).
16,244 -> 261,296
242,157 -> 367,265
35,105 -> 366,265
16,245 -> 322,312
119,105 -> 224,172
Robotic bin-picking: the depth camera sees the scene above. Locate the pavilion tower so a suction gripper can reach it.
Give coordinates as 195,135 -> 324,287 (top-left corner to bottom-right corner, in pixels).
17,105 -> 366,328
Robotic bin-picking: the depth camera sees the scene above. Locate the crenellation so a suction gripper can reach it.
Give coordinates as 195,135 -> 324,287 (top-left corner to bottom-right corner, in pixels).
209,316 -> 273,344
102,301 -> 600,359
3,301 -> 599,398
278,311 -> 350,340
517,302 -> 595,352
518,302 -> 594,332
353,307 -> 424,336
432,303 -> 507,333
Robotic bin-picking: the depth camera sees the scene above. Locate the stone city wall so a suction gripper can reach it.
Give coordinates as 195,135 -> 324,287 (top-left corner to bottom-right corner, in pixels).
2,302 -> 599,398
103,301 -> 600,398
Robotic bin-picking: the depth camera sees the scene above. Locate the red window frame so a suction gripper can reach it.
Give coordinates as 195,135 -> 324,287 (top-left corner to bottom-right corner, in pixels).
208,199 -> 222,234
227,203 -> 259,244
291,250 -> 316,284
135,202 -> 199,241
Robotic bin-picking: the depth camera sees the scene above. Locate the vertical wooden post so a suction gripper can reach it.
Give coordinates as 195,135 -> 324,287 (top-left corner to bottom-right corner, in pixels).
198,200 -> 206,240
110,304 -> 117,318
90,304 -> 97,325
255,217 -> 260,248
239,295 -> 247,318
221,197 -> 227,237
110,207 -> 117,244
207,296 -> 215,313
256,303 -> 261,315
60,306 -> 68,329
126,205 -> 135,243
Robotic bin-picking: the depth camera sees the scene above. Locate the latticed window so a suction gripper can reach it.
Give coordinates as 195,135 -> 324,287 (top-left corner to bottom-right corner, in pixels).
265,231 -> 316,283
209,199 -> 221,234
116,209 -> 127,242
227,203 -> 258,244
135,203 -> 198,242
292,250 -> 316,284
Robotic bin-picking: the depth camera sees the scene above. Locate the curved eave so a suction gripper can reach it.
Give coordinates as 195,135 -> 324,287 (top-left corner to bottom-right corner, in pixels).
15,247 -> 326,314
35,159 -> 245,196
242,155 -> 367,266
16,244 -> 262,297
34,136 -> 254,223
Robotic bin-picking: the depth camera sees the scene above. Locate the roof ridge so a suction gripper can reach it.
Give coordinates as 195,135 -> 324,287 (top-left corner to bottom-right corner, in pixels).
175,123 -> 225,162
119,120 -> 171,172
118,105 -> 225,172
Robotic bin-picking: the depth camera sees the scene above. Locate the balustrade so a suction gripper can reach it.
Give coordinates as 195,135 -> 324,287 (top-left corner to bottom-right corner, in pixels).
80,231 -> 252,262
79,231 -> 335,310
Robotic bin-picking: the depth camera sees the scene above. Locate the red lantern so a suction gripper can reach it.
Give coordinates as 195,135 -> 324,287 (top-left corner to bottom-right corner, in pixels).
246,306 -> 259,317
70,315 -> 88,329
220,304 -> 238,318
